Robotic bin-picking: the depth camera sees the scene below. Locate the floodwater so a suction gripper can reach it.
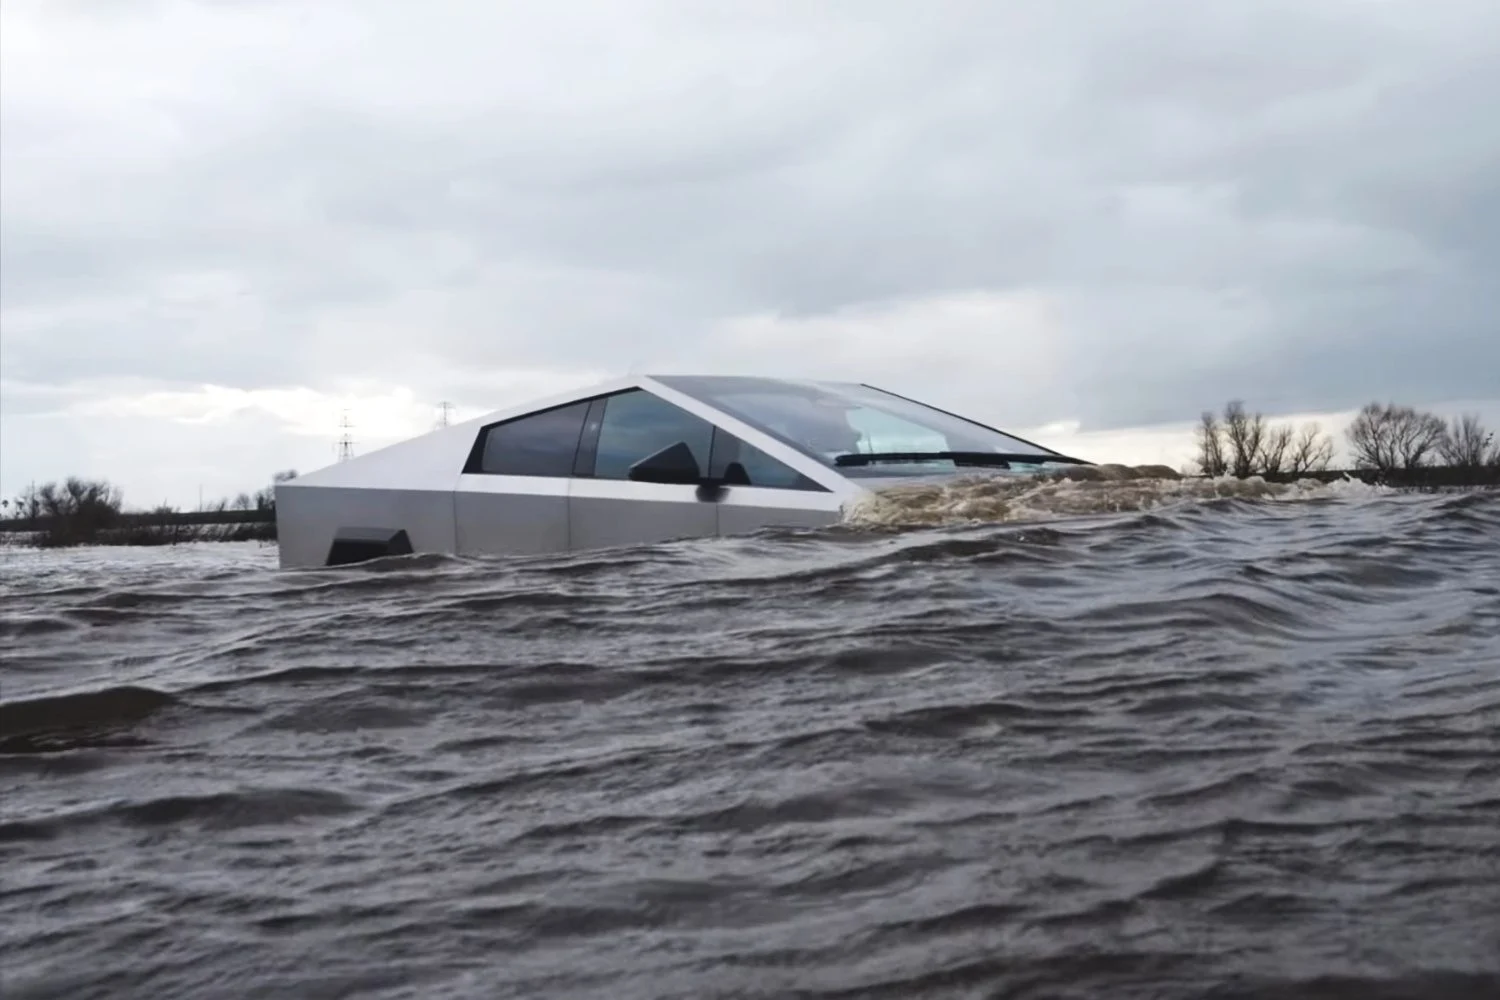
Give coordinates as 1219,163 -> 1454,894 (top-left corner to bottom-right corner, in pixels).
2,477 -> 1498,999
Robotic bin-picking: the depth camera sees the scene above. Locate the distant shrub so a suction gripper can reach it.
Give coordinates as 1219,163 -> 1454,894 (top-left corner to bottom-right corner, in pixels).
13,478 -> 124,547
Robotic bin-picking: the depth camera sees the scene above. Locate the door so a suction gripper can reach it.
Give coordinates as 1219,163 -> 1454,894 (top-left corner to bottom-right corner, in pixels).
707,430 -> 845,535
567,389 -> 720,550
454,400 -> 590,557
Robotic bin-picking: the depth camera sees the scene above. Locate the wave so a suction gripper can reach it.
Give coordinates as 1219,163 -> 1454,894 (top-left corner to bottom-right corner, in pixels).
0,685 -> 180,754
840,469 -> 1392,529
2,488 -> 1498,1000
0,785 -> 360,843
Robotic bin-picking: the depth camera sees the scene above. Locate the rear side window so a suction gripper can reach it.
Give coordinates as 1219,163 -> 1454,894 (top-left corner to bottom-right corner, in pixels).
467,401 -> 591,476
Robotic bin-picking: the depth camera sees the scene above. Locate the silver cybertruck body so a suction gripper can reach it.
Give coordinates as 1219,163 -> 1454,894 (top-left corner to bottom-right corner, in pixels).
274,374 -> 1087,568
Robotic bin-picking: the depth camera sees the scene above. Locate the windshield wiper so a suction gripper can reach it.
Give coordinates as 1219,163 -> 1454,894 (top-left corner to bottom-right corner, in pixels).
832,451 -> 1087,468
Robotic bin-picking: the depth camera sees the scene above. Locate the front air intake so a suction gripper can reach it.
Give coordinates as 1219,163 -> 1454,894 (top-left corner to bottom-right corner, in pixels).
325,526 -> 414,567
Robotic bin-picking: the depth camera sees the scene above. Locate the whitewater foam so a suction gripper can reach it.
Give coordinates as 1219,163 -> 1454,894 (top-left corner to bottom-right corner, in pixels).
840,468 -> 1391,529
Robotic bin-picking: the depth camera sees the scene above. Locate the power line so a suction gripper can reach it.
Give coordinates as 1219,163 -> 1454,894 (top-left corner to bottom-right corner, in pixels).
436,401 -> 453,429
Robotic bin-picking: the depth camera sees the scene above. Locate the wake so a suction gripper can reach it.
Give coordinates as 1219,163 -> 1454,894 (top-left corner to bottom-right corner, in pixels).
840,465 -> 1390,528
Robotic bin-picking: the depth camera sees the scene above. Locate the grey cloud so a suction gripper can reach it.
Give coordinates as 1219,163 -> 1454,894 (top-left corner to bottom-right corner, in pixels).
2,0 -> 1498,434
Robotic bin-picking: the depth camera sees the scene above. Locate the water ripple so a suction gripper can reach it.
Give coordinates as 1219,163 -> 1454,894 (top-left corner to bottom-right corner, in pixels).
2,486 -> 1498,999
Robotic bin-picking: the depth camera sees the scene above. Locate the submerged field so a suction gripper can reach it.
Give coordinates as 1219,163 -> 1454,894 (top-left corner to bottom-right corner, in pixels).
2,480 -> 1498,999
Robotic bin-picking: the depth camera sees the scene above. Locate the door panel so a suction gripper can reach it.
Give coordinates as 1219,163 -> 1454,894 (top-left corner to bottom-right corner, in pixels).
716,486 -> 846,536
567,478 -> 718,550
706,424 -> 843,536
455,475 -> 570,556
567,388 -> 720,550
455,394 -> 592,557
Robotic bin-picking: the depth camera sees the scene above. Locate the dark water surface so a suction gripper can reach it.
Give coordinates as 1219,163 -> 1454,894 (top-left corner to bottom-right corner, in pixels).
3,485 -> 1499,999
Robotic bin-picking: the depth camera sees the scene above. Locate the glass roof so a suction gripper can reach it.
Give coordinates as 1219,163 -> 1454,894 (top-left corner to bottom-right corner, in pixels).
652,375 -> 1079,477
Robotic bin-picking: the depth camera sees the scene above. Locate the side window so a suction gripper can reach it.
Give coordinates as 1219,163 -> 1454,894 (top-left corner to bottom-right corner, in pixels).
709,431 -> 828,492
590,390 -> 714,480
467,401 -> 590,476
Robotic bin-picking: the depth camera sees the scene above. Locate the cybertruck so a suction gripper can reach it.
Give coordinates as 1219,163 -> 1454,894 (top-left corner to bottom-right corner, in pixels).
274,374 -> 1088,568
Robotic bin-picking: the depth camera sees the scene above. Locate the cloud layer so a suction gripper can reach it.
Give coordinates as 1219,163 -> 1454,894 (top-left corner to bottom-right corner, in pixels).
3,0 -> 1498,505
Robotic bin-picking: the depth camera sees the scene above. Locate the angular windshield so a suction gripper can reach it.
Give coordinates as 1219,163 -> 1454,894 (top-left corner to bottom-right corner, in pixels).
653,375 -> 1080,478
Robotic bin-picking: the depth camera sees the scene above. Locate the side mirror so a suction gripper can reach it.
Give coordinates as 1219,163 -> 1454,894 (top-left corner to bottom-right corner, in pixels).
628,441 -> 704,485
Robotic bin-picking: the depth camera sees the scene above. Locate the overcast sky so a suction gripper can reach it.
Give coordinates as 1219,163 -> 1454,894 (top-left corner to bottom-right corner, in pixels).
3,0 -> 1498,507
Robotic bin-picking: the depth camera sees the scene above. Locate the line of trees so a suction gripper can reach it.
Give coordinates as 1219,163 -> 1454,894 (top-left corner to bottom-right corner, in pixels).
1195,401 -> 1335,478
1346,404 -> 1500,474
0,478 -> 127,548
1,470 -> 297,548
1195,399 -> 1500,479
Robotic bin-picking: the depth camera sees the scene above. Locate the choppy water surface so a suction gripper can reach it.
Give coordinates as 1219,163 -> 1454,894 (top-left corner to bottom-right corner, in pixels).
2,479 -> 1499,1000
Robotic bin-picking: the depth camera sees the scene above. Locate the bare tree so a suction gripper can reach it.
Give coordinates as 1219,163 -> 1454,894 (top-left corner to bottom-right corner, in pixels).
1196,411 -> 1228,477
1438,414 -> 1496,469
1394,409 -> 1448,469
1347,403 -> 1396,472
1347,402 -> 1447,473
1286,422 -> 1334,474
255,469 -> 299,511
1222,400 -> 1267,478
1196,401 -> 1337,478
1260,425 -> 1294,476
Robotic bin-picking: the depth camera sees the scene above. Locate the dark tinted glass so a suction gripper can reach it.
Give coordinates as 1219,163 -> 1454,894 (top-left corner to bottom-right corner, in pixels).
709,431 -> 827,491
591,390 -> 713,480
474,401 -> 590,476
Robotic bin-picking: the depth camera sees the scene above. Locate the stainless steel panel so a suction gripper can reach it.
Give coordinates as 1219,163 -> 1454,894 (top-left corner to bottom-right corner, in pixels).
275,485 -> 457,569
567,479 -> 717,551
454,475 -> 570,557
716,486 -> 846,537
